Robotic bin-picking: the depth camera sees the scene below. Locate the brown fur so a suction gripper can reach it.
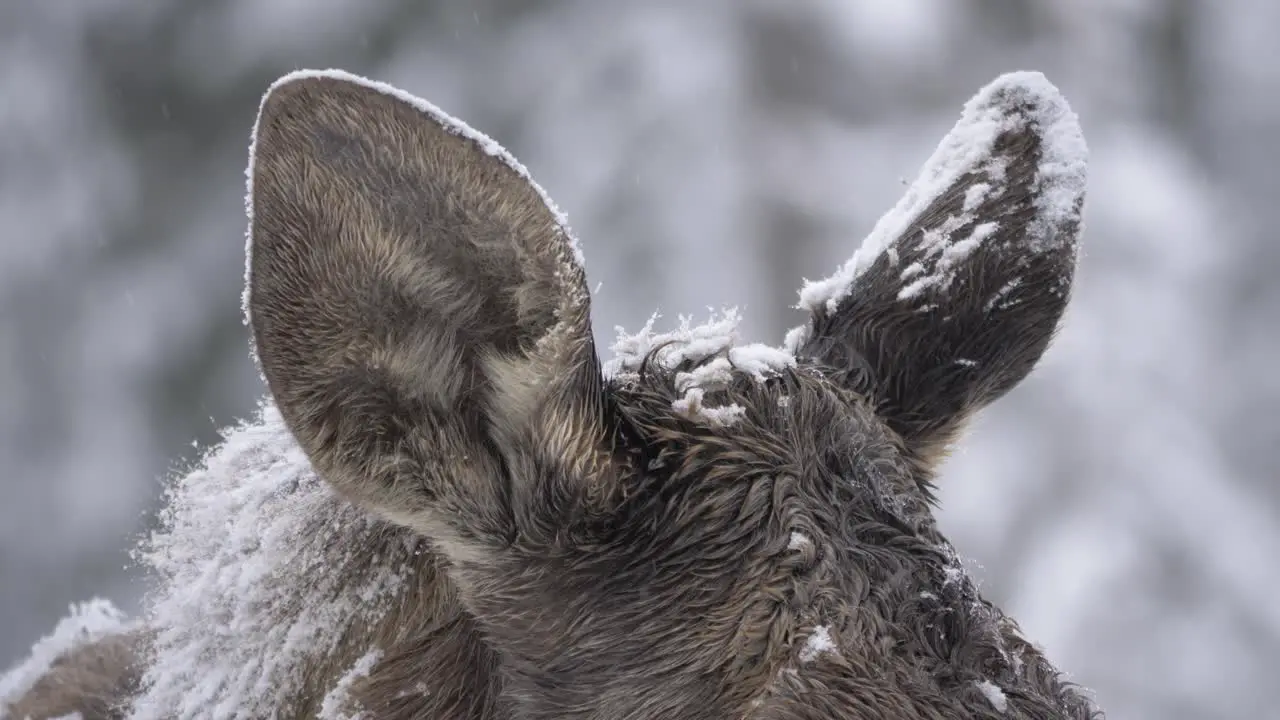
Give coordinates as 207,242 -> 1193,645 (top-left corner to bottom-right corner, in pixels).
6,71 -> 1101,719
4,630 -> 147,720
293,536 -> 505,719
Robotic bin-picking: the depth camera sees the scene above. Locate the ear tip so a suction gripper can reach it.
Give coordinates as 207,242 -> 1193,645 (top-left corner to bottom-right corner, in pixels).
252,69 -> 371,137
254,68 -> 439,145
261,68 -> 364,103
248,69 -> 588,274
971,71 -> 1090,246
794,72 -> 1088,316
970,71 -> 1081,139
970,70 -> 1090,176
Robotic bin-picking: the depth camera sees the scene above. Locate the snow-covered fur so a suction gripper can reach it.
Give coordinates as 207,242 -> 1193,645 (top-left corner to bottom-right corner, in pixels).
2,69 -> 1100,719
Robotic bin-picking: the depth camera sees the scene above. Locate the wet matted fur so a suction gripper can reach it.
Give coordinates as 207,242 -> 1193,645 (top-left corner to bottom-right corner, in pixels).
3,68 -> 1102,719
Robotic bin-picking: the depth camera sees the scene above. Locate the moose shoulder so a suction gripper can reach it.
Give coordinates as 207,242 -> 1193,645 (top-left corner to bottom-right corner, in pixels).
2,69 -> 1101,720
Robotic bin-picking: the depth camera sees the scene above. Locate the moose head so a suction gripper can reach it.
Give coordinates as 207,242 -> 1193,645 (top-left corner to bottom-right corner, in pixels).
239,68 -> 1097,719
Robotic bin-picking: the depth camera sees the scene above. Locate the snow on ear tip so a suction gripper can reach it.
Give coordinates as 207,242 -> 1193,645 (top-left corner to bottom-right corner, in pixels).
794,70 -> 1087,317
972,70 -> 1070,114
932,69 -> 1090,250
970,70 -> 1089,243
260,68 -> 369,103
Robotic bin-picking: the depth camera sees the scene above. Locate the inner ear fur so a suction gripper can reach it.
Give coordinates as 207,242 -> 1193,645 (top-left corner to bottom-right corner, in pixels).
246,70 -> 604,545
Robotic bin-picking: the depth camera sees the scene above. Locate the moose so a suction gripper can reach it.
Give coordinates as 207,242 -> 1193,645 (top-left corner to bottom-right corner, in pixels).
2,68 -> 1102,719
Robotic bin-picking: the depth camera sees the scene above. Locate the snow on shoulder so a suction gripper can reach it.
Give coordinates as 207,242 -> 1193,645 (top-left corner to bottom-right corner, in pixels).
794,71 -> 1088,318
606,309 -> 795,427
128,404 -> 420,720
0,598 -> 130,709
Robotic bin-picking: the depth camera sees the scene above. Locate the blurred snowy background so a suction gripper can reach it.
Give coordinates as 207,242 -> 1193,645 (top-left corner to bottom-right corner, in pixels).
1,1 -> 1276,718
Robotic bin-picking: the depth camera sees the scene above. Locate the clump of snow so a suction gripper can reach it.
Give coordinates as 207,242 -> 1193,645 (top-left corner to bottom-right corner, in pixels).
0,598 -> 130,709
608,310 -> 735,377
731,344 -> 797,381
787,532 -> 812,551
781,323 -> 812,355
983,278 -> 1024,312
794,70 -> 1087,316
394,682 -> 430,700
318,648 -> 384,720
607,310 -> 795,428
241,68 -> 587,370
798,625 -> 837,663
607,309 -> 794,379
670,388 -> 747,427
897,220 -> 1000,300
128,403 -> 417,720
975,680 -> 1009,713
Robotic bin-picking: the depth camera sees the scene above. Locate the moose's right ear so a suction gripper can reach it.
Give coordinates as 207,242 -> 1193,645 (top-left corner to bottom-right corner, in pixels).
245,70 -> 606,546
788,72 -> 1088,480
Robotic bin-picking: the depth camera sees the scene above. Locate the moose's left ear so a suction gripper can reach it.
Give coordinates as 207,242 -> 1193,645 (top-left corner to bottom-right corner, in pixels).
788,72 -> 1087,476
246,70 -> 606,545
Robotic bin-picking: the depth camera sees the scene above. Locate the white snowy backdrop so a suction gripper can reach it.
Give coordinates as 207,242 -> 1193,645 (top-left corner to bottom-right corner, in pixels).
2,2 -> 1276,718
